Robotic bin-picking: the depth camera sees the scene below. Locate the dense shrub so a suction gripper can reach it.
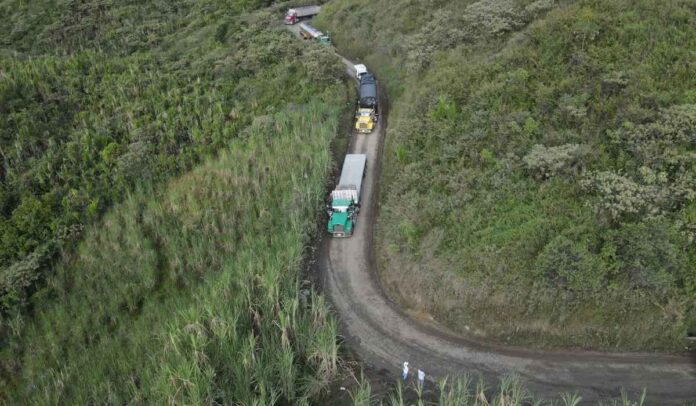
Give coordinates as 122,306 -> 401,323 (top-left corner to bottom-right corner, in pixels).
404,0 -> 555,72
535,234 -> 605,292
523,143 -> 589,180
583,105 -> 696,222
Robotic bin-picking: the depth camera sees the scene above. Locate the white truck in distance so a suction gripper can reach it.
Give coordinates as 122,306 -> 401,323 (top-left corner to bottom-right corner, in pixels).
354,64 -> 368,80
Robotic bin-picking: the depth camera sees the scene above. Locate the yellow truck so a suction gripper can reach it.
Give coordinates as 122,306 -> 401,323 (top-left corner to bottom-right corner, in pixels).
354,72 -> 378,133
355,108 -> 376,133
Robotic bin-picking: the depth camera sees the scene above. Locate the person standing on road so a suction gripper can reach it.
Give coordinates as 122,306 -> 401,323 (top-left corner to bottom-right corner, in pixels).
402,362 -> 409,381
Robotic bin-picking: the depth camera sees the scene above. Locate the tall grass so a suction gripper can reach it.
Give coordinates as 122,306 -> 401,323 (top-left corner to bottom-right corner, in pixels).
1,1 -> 350,400
5,96 -> 348,403
350,373 -> 646,406
0,0 -> 344,319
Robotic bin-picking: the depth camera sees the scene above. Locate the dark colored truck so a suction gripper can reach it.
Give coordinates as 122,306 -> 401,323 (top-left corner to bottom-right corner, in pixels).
355,73 -> 378,133
358,73 -> 378,109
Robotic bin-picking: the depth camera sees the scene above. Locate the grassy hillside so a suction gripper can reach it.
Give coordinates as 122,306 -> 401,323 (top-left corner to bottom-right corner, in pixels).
316,0 -> 696,350
5,103 -> 346,403
0,0 -> 354,402
0,0 -> 338,314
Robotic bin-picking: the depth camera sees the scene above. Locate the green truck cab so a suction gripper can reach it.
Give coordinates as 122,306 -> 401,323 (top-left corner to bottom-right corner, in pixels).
326,200 -> 355,237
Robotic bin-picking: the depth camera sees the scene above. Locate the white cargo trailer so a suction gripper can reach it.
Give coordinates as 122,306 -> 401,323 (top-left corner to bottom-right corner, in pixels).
331,154 -> 366,206
284,6 -> 321,24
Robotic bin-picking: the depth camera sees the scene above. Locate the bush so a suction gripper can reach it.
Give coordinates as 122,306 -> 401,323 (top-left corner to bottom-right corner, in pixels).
523,143 -> 589,180
608,220 -> 685,293
583,105 -> 696,222
581,171 -> 649,221
536,234 -> 605,292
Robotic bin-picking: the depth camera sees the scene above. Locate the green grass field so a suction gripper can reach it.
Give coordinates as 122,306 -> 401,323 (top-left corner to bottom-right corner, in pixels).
0,0 -> 354,402
5,102 -> 347,403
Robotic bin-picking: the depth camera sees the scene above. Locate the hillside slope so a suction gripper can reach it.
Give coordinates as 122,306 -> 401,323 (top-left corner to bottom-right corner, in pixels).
0,0 -> 339,315
1,1 -> 353,402
316,0 -> 696,350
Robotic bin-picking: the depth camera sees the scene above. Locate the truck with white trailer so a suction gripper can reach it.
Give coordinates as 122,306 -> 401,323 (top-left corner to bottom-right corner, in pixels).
284,6 -> 321,25
298,22 -> 331,45
327,154 -> 367,237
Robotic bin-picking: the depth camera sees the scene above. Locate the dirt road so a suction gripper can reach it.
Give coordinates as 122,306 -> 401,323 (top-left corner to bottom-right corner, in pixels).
283,23 -> 696,403
319,57 -> 696,403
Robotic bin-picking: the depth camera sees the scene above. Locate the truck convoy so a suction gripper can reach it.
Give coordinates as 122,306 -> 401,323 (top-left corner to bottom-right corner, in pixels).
354,73 -> 378,133
298,22 -> 331,45
284,6 -> 321,25
327,154 -> 367,237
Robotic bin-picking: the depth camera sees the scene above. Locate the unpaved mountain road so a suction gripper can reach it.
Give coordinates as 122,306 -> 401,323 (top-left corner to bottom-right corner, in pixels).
285,23 -> 696,403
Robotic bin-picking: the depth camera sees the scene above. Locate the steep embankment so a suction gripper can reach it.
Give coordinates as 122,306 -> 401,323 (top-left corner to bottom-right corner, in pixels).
316,0 -> 696,351
0,1 -> 342,317
1,2 -> 352,403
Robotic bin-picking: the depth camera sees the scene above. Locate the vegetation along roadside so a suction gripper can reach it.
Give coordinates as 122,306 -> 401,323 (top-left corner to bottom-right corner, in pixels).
315,0 -> 696,350
1,0 -> 353,402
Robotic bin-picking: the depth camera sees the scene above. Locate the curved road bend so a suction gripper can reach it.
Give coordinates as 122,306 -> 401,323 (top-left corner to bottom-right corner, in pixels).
320,54 -> 696,404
